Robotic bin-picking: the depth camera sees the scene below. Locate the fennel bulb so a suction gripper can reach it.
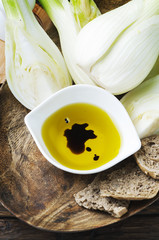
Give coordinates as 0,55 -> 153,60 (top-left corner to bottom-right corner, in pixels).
38,0 -> 101,85
27,0 -> 36,10
0,0 -> 35,41
0,0 -> 35,12
121,75 -> 159,139
75,0 -> 159,94
145,57 -> 159,80
2,0 -> 71,110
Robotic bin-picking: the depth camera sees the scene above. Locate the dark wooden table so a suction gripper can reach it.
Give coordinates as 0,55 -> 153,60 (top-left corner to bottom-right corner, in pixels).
0,200 -> 159,240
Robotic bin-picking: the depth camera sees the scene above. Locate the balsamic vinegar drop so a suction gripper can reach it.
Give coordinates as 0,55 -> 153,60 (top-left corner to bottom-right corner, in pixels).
42,103 -> 121,170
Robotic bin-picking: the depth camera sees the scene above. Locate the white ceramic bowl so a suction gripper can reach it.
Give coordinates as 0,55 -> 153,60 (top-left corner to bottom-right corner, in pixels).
25,85 -> 141,174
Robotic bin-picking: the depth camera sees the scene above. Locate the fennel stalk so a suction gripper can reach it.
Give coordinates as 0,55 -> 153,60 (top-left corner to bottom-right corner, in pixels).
38,0 -> 101,85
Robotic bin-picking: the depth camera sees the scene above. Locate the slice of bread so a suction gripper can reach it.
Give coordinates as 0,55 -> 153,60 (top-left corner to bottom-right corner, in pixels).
138,135 -> 159,161
100,160 -> 159,200
135,135 -> 159,179
74,175 -> 129,218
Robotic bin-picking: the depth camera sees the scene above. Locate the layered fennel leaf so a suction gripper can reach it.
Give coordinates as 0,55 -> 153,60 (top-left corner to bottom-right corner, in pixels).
3,0 -> 71,110
75,0 -> 159,94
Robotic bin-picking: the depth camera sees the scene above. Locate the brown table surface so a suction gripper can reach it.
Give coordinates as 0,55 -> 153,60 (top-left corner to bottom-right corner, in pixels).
0,200 -> 159,240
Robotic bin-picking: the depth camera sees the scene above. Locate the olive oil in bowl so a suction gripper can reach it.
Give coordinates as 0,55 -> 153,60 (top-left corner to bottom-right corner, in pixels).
41,103 -> 121,171
25,85 -> 141,174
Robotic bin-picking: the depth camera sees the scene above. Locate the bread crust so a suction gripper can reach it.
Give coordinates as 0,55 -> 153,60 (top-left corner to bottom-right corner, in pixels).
99,160 -> 159,200
136,158 -> 159,179
135,135 -> 159,179
74,175 -> 129,218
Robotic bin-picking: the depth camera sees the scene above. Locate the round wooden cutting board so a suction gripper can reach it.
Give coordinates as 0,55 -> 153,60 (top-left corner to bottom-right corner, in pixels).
0,1 -> 159,232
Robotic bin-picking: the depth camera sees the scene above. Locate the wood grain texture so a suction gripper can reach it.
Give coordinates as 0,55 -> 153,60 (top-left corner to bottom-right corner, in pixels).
1,199 -> 159,217
0,40 -> 5,85
1,203 -> 159,240
0,204 -> 13,217
0,83 -> 159,232
0,0 -> 159,233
